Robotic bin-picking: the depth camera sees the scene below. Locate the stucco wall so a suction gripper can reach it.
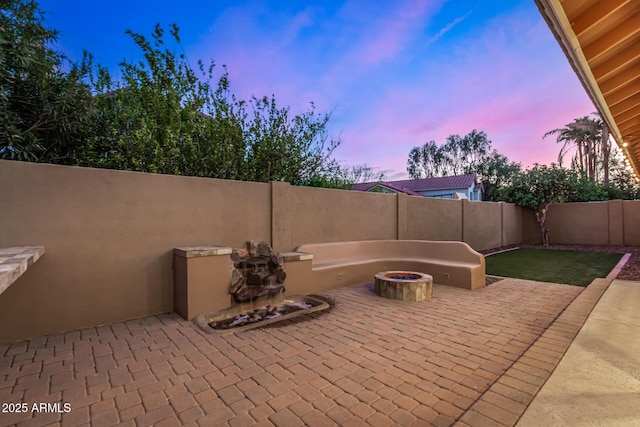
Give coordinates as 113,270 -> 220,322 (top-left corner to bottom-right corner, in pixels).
1,160 -> 528,342
545,202 -> 610,245
501,203 -> 524,246
623,201 -> 640,245
0,160 -> 271,342
462,200 -> 503,251
288,185 -> 398,248
519,200 -> 640,246
404,196 -> 463,241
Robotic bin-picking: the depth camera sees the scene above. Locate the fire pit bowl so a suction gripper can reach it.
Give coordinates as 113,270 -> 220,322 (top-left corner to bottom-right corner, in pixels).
374,271 -> 433,301
194,295 -> 329,335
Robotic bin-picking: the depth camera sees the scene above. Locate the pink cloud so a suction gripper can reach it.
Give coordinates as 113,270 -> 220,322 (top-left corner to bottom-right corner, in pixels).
425,11 -> 472,46
333,73 -> 593,178
332,7 -> 597,176
353,1 -> 438,65
186,1 -> 599,179
281,7 -> 317,45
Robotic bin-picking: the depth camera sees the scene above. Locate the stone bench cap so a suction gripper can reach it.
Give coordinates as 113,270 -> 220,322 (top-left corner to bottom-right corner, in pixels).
281,252 -> 313,262
174,246 -> 232,258
296,240 -> 483,265
174,247 -> 314,261
0,246 -> 45,295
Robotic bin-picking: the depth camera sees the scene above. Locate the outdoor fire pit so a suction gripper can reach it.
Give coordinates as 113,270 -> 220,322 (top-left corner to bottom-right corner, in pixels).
374,271 -> 433,301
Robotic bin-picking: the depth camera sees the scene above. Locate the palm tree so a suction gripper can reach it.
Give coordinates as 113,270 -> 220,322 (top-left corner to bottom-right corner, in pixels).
544,114 -> 610,185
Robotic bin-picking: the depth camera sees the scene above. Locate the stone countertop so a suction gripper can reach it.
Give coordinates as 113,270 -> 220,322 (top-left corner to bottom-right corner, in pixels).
0,246 -> 45,295
174,246 -> 232,258
281,252 -> 313,262
174,246 -> 313,262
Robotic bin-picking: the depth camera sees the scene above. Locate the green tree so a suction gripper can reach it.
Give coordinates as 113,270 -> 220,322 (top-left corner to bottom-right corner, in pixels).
342,164 -> 386,183
407,130 -> 520,200
293,163 -> 387,190
81,24 -> 249,176
243,96 -> 340,184
475,150 -> 521,201
607,146 -> 640,199
407,141 -> 446,178
2,2 -> 344,185
441,130 -> 491,175
543,114 -> 640,197
544,114 -> 611,185
498,164 -> 606,246
408,131 -> 492,178
0,0 -> 93,162
82,23 -> 342,183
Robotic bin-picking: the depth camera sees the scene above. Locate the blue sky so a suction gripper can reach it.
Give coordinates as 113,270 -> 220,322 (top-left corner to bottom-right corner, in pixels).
39,0 -> 595,179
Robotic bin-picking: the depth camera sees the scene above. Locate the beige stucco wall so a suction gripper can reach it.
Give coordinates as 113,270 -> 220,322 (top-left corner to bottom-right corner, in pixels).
287,185 -> 398,247
0,160 -> 271,342
0,160 -> 532,342
518,200 -> 640,246
501,203 -> 524,246
403,196 -> 463,241
521,210 -> 539,244
623,201 -> 640,245
608,200 -> 624,245
462,200 -> 503,251
545,202 -> 610,245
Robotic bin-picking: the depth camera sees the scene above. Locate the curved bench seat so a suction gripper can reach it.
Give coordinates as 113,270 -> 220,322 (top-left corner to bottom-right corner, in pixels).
313,257 -> 479,270
293,240 -> 485,291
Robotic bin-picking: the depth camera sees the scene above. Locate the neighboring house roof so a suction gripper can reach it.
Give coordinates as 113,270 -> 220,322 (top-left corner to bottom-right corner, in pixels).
353,174 -> 480,194
352,181 -> 424,196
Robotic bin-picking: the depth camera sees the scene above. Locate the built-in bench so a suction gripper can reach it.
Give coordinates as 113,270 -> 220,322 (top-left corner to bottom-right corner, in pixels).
293,240 -> 485,291
0,246 -> 45,296
172,240 -> 485,320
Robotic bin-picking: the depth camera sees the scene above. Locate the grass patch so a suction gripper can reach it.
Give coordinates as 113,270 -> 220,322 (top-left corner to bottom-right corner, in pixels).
485,248 -> 622,287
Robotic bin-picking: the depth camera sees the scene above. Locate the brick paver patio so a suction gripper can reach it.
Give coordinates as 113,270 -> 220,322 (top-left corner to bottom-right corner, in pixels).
1,278 -> 600,427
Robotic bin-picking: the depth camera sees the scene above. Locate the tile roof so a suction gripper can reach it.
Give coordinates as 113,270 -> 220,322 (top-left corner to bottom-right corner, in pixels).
352,173 -> 478,194
352,182 -> 423,196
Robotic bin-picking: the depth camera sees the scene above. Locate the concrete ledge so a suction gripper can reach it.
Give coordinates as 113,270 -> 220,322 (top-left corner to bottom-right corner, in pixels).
0,246 -> 45,295
606,252 -> 631,279
281,251 -> 313,262
174,246 -> 232,258
517,279 -> 640,426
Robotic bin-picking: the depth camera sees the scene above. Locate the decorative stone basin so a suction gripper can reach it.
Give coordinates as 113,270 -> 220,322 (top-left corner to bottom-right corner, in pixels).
194,295 -> 329,335
374,271 -> 433,301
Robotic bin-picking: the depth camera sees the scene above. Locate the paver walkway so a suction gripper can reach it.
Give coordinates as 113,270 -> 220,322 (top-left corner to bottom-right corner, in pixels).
1,279 -> 583,427
517,279 -> 640,426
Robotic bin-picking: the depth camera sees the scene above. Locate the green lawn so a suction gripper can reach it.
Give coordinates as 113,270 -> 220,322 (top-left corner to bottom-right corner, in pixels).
485,248 -> 623,287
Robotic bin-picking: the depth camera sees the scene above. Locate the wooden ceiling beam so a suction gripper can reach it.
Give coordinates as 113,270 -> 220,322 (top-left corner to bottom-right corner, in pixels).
618,117 -> 640,134
561,0 -> 599,20
598,60 -> 640,95
609,92 -> 640,117
570,0 -> 630,36
614,104 -> 640,128
603,76 -> 640,105
582,14 -> 640,63
591,46 -> 640,81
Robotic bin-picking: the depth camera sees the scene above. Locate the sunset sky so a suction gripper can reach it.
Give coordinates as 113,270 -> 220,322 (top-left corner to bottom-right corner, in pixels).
39,0 -> 595,179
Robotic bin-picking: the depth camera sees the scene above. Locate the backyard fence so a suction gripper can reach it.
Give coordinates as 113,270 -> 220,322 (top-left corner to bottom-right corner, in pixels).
0,159 -> 638,342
